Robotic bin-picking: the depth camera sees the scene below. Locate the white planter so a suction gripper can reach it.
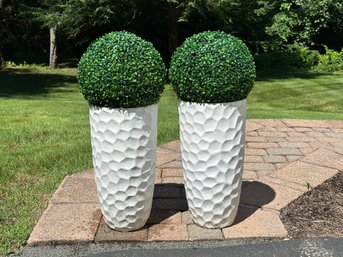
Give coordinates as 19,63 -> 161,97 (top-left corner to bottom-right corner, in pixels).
89,104 -> 157,231
179,99 -> 246,228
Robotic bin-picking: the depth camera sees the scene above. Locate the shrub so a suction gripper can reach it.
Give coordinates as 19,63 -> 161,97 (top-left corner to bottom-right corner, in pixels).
298,46 -> 320,68
4,61 -> 47,70
78,31 -> 166,108
315,46 -> 343,72
254,45 -> 320,70
169,31 -> 256,103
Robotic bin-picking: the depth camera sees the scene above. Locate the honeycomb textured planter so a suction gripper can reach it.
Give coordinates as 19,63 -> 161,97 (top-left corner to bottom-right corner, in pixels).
179,100 -> 246,228
89,104 -> 157,231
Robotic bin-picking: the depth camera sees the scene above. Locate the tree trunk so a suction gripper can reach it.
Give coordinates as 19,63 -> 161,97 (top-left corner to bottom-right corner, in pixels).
167,4 -> 180,56
49,26 -> 57,69
0,49 -> 5,68
0,0 -> 4,68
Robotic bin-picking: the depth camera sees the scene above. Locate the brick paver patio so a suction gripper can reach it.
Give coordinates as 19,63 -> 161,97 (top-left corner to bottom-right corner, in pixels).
27,119 -> 343,246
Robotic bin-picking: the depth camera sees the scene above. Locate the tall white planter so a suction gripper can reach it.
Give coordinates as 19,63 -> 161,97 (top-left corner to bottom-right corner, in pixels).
89,104 -> 157,231
179,99 -> 246,228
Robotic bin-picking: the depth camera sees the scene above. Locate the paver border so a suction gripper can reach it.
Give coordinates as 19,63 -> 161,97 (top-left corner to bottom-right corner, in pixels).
27,119 -> 343,246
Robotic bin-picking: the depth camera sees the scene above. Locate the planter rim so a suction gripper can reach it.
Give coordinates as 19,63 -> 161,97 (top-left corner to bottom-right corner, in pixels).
89,103 -> 157,112
179,99 -> 246,106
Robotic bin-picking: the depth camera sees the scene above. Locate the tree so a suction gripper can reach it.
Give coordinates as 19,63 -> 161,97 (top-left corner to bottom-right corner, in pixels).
19,0 -> 278,65
160,0 -> 242,55
63,0 -> 194,56
0,0 -> 6,67
62,0 -> 137,43
21,0 -> 69,68
266,0 -> 343,49
163,0 -> 277,54
166,1 -> 180,55
0,0 -> 15,68
204,0 -> 277,52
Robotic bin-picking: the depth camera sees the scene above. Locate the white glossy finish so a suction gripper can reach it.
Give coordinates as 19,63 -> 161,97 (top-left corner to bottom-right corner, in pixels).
89,104 -> 157,231
179,100 -> 246,228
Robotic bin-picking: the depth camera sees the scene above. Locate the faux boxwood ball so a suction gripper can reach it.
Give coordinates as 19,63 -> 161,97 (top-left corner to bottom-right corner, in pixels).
78,31 -> 166,108
169,31 -> 256,103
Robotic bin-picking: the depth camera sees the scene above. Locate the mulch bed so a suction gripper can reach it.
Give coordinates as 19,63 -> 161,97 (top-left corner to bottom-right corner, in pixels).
280,171 -> 343,238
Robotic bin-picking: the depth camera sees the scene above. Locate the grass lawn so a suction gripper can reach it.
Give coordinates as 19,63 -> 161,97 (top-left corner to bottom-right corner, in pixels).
0,67 -> 342,256
248,69 -> 343,119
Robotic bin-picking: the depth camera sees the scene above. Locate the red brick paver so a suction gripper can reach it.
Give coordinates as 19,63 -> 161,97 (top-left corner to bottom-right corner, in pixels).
181,211 -> 194,225
27,203 -> 101,246
301,148 -> 343,170
95,219 -> 148,242
244,163 -> 276,171
222,205 -> 287,238
244,155 -> 264,163
147,210 -> 181,224
263,155 -> 287,164
148,224 -> 188,241
188,224 -> 223,240
50,175 -> 98,204
267,148 -> 302,156
27,119 -> 343,246
270,161 -> 338,188
283,119 -> 331,128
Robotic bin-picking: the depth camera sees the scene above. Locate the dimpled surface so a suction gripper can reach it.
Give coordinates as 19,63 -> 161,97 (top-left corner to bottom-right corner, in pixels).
179,100 -> 246,228
89,104 -> 157,231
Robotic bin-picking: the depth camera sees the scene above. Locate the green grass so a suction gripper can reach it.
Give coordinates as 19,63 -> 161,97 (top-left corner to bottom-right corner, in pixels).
247,69 -> 343,119
0,67 -> 342,256
0,68 -> 92,255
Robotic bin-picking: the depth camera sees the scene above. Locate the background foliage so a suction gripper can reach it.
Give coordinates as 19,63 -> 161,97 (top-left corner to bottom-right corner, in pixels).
0,0 -> 342,71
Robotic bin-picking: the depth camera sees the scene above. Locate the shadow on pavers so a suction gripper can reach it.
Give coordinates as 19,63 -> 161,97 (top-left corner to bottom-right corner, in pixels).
235,181 -> 276,224
150,183 -> 188,224
150,181 -> 275,225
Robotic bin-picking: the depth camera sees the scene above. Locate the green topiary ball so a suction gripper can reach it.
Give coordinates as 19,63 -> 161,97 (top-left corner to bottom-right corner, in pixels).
169,31 -> 256,103
78,31 -> 166,108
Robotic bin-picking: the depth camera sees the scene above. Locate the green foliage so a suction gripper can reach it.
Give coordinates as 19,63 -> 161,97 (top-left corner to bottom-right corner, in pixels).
5,60 -> 47,69
0,0 -> 16,66
255,45 -> 320,69
206,0 -> 277,45
173,0 -> 277,51
169,31 -> 256,103
315,46 -> 343,72
20,0 -> 69,29
62,0 -> 137,40
266,0 -> 343,47
78,31 -> 166,108
298,46 -> 321,68
255,45 -> 343,72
